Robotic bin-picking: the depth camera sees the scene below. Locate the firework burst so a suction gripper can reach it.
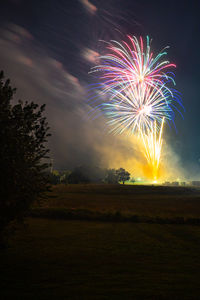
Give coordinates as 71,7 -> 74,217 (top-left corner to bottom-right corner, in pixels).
141,118 -> 164,181
100,83 -> 174,135
90,35 -> 176,97
89,35 -> 183,181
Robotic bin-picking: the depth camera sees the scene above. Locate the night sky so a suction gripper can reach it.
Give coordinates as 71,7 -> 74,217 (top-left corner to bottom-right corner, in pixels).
0,0 -> 200,178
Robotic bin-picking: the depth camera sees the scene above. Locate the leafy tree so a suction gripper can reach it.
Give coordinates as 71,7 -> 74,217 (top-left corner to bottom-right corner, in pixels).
49,170 -> 61,185
116,168 -> 130,184
84,165 -> 105,183
60,170 -> 71,184
104,169 -> 118,184
68,166 -> 90,184
0,71 -> 50,237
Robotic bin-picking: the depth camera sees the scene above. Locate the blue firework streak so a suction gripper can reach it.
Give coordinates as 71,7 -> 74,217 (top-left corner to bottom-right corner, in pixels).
101,84 -> 175,134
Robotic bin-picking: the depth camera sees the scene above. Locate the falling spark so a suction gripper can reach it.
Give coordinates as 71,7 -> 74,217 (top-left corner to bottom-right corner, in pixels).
140,118 -> 164,180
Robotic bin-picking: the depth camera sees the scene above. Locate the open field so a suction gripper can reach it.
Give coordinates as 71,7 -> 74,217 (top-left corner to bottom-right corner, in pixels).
2,184 -> 200,299
1,218 -> 200,299
36,184 -> 200,219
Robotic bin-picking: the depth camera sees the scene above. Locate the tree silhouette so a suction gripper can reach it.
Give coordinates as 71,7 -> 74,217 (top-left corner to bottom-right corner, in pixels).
104,169 -> 118,184
0,71 -> 50,237
116,168 -> 130,184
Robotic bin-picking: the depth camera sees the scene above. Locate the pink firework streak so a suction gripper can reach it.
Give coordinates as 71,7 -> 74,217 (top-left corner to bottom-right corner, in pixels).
90,35 -> 176,97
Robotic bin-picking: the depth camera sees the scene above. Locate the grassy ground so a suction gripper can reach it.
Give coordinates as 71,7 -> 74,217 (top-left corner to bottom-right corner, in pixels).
2,184 -> 200,299
37,184 -> 200,218
1,218 -> 200,299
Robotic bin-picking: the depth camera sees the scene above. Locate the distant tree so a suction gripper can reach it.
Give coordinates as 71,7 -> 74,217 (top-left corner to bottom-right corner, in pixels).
49,170 -> 61,185
129,177 -> 135,183
116,168 -> 130,184
48,170 -> 72,185
68,166 -> 90,184
104,169 -> 118,184
0,71 -> 50,238
60,170 -> 71,184
67,165 -> 107,184
85,165 -> 105,183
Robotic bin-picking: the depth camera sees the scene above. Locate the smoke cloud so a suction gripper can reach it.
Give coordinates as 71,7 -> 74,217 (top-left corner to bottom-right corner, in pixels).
0,24 -> 138,173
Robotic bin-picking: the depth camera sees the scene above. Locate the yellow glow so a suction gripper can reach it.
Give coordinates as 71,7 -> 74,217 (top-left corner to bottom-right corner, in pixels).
140,118 -> 164,181
138,75 -> 144,83
94,116 -> 184,182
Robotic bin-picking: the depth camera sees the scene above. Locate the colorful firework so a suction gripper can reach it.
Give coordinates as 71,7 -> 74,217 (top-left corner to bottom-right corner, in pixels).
140,118 -> 164,181
90,35 -> 176,97
100,83 -> 174,135
89,36 -> 182,180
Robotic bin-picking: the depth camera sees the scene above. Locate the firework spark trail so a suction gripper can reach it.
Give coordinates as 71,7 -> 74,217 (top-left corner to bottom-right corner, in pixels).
101,83 -> 174,134
90,36 -> 176,98
90,35 -> 182,180
140,118 -> 164,180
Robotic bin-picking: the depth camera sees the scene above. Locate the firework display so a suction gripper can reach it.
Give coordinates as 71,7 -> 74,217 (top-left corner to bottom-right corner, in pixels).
141,118 -> 164,181
90,36 -> 182,180
100,84 -> 174,134
90,36 -> 176,96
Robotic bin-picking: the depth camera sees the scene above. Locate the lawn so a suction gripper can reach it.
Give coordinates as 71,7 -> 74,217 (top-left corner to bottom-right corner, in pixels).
1,218 -> 200,299
1,184 -> 200,299
37,184 -> 200,218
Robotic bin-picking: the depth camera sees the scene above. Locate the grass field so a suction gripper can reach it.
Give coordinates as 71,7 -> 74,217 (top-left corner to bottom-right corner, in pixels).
1,218 -> 200,299
37,184 -> 200,218
1,184 -> 200,299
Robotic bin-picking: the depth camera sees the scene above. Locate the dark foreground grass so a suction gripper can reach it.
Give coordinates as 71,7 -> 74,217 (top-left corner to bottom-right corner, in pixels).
29,207 -> 200,225
1,218 -> 200,299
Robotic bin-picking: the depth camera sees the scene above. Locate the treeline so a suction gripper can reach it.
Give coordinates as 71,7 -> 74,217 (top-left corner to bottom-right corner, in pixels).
49,166 -> 134,185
